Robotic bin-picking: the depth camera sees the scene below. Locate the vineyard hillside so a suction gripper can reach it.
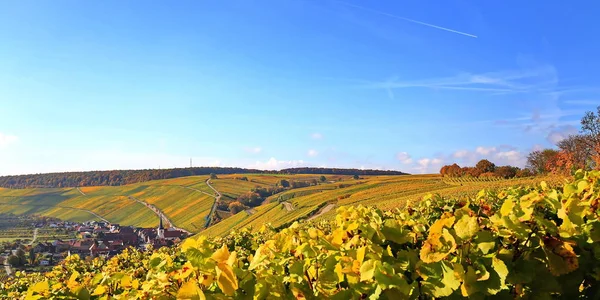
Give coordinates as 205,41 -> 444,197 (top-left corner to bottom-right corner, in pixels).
0,174 -> 552,234
2,170 -> 598,298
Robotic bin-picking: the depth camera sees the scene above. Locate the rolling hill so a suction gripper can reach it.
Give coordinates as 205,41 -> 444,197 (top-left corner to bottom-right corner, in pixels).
0,173 -> 550,234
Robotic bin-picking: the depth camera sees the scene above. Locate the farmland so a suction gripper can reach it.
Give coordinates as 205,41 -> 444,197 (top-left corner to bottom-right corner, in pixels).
199,174 -> 553,236
0,173 -> 556,235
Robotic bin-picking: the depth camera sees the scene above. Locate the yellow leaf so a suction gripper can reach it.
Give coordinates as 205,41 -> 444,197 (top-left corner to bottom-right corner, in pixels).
29,280 -> 49,294
121,275 -> 132,288
331,229 -> 345,246
177,280 -> 206,300
543,237 -> 579,276
211,244 -> 230,264
308,228 -> 318,239
181,237 -> 199,253
421,229 -> 457,263
92,285 -> 107,296
226,251 -> 237,267
67,271 -> 80,290
216,263 -> 239,296
334,263 -> 344,281
500,199 -> 515,216
356,246 -> 366,264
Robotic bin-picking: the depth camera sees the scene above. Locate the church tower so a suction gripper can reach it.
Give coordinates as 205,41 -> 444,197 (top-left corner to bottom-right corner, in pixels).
157,215 -> 165,239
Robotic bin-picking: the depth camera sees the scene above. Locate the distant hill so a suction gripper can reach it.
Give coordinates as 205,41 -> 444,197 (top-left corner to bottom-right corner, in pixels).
0,167 -> 408,189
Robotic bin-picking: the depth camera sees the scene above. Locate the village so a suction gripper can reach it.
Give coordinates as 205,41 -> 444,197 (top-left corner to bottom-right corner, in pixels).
0,214 -> 188,275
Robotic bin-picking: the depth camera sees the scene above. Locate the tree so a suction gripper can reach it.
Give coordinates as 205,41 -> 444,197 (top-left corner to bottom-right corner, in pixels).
475,159 -> 496,174
581,106 -> 600,167
319,176 -> 327,182
527,149 -> 559,174
7,255 -> 20,267
353,174 -> 359,180
209,173 -> 218,180
446,164 -> 462,177
228,201 -> 246,214
237,192 -> 262,207
278,179 -> 290,188
515,168 -> 533,178
557,135 -> 593,171
494,166 -> 518,179
581,105 -> 600,145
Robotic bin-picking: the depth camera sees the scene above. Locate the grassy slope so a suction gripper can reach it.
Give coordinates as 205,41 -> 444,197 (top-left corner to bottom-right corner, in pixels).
0,173 -> 550,236
201,175 -> 550,236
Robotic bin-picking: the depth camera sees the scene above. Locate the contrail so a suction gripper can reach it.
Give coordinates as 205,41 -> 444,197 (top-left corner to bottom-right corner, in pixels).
335,0 -> 478,38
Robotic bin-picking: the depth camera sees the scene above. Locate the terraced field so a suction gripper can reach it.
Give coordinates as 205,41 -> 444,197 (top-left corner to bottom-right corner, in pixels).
0,173 -> 552,236
0,176 -> 217,232
200,174 -> 551,236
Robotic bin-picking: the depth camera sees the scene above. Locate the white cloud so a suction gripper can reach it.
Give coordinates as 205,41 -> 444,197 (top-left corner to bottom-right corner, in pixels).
453,150 -> 468,158
252,157 -> 307,170
395,152 -> 413,164
0,133 -> 18,149
546,125 -> 578,144
244,147 -> 262,154
412,158 -> 445,174
363,64 -> 558,94
311,133 -> 323,140
307,149 -> 318,157
475,146 -> 497,155
405,144 -> 532,174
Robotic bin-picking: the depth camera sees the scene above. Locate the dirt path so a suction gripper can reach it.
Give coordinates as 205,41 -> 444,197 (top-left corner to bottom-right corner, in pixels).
282,201 -> 294,211
25,228 -> 39,246
3,259 -> 12,276
76,187 -> 86,196
126,196 -> 191,234
204,179 -> 221,228
308,203 -> 336,221
181,185 -> 216,198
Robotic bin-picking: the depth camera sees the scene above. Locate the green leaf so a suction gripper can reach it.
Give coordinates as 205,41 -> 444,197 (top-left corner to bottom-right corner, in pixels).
360,260 -> 380,282
474,231 -> 495,254
381,219 -> 414,245
454,215 -> 479,240
418,261 -> 461,297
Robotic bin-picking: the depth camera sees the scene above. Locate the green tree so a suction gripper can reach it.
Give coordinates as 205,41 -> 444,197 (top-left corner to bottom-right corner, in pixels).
210,173 -> 218,180
7,255 -> 20,267
319,176 -> 327,182
353,174 -> 359,180
228,201 -> 246,214
278,179 -> 290,188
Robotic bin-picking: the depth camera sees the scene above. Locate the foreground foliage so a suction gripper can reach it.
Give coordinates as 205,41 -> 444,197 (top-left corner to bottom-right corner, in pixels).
3,171 -> 600,299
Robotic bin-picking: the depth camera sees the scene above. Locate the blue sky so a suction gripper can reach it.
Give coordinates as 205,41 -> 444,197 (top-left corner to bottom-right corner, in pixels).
0,0 -> 599,175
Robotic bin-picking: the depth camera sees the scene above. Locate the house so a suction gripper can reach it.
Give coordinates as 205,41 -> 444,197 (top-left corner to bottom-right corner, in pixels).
107,240 -> 124,251
69,240 -> 94,254
90,242 -> 110,257
53,241 -> 70,252
163,229 -> 185,241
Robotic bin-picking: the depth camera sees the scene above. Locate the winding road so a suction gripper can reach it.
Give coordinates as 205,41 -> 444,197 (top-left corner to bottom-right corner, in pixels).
4,228 -> 39,276
26,228 -> 39,246
126,196 -> 191,234
203,179 -> 221,228
3,258 -> 11,276
76,187 -> 86,196
282,201 -> 295,212
308,203 -> 336,221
